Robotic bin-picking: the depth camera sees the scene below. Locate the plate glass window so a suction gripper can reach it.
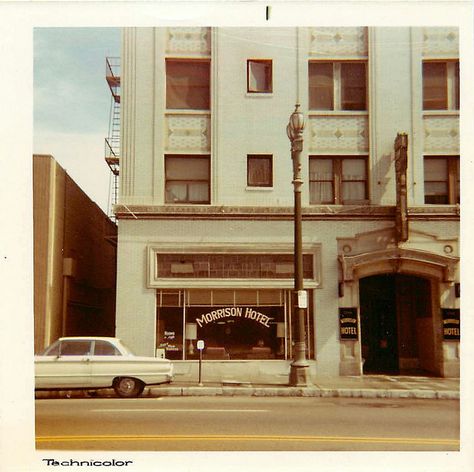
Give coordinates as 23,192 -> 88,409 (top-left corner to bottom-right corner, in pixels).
166,60 -> 210,110
247,155 -> 273,187
247,60 -> 272,93
165,155 -> 210,204
309,62 -> 367,111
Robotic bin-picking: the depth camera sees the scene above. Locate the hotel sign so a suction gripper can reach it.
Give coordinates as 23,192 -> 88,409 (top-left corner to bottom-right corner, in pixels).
195,307 -> 272,328
339,307 -> 358,340
442,308 -> 460,340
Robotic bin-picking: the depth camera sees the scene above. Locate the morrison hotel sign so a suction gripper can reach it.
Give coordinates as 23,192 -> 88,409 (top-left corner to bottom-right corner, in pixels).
195,307 -> 272,328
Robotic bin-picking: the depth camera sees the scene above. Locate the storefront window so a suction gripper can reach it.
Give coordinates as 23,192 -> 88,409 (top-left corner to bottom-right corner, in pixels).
156,289 -> 314,361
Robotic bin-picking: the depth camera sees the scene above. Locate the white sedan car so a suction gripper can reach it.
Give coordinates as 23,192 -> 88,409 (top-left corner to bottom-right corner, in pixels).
35,337 -> 173,398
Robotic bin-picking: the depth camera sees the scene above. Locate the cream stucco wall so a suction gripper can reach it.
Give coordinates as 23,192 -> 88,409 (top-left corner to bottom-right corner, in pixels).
116,26 -> 460,377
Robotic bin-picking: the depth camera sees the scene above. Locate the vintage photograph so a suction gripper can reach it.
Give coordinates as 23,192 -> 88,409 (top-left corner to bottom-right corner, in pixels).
1,2 -> 472,472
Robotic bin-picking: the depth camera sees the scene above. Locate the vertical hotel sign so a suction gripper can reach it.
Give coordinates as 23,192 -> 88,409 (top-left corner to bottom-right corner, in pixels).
394,133 -> 408,242
339,307 -> 358,340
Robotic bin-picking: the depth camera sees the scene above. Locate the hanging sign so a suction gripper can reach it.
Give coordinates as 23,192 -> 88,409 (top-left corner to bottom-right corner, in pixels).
339,307 -> 358,340
442,308 -> 460,340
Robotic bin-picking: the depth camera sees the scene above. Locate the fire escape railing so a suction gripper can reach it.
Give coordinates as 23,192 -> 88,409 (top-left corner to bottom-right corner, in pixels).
105,57 -> 120,221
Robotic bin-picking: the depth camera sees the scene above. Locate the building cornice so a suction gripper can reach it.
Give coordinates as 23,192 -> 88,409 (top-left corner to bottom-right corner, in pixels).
114,204 -> 460,221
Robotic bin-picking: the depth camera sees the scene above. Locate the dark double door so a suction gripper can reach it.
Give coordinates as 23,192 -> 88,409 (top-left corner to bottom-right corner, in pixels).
359,274 -> 433,375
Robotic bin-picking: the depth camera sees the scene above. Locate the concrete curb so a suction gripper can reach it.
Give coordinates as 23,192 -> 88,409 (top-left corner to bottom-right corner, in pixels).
35,386 -> 460,400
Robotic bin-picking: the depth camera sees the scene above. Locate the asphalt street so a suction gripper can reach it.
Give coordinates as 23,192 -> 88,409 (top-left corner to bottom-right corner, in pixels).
35,396 -> 459,451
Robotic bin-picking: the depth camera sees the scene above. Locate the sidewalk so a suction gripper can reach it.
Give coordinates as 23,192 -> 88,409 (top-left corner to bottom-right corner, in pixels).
36,375 -> 460,400
149,375 -> 459,399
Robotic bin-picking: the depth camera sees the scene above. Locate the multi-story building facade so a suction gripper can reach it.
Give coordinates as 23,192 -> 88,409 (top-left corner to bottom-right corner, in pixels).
34,154 -> 117,352
114,27 -> 460,381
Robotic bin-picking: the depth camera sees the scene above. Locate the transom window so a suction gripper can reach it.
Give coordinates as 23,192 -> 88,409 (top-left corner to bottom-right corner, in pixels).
309,156 -> 368,204
156,253 -> 314,279
165,155 -> 210,204
424,156 -> 460,204
166,59 -> 210,110
247,59 -> 272,93
309,61 -> 367,111
247,155 -> 273,187
423,61 -> 459,111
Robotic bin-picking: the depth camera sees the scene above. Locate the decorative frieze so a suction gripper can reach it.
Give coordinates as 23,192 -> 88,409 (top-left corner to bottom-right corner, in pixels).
166,27 -> 211,56
309,27 -> 368,58
423,115 -> 459,154
165,113 -> 211,153
422,27 -> 459,58
308,115 -> 369,153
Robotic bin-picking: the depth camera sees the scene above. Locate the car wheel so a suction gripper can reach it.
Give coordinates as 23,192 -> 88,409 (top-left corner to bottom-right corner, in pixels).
113,377 -> 145,398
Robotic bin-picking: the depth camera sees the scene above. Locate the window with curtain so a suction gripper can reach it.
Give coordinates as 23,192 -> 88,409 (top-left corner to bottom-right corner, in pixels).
247,60 -> 272,93
166,60 -> 210,110
309,156 -> 368,204
309,61 -> 367,111
165,155 -> 210,204
424,156 -> 459,204
423,61 -> 459,111
247,155 -> 273,187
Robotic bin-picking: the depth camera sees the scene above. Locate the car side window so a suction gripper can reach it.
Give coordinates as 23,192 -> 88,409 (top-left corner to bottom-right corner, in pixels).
59,341 -> 91,356
94,340 -> 121,356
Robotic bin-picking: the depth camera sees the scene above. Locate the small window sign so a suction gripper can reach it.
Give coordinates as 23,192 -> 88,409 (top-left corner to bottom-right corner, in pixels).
297,290 -> 307,309
197,340 -> 205,350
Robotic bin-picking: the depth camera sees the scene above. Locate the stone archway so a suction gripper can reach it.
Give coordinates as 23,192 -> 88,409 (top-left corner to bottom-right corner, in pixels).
337,228 -> 459,377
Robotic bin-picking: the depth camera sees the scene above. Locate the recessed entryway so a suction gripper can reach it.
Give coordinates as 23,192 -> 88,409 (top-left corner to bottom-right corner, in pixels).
359,274 -> 437,376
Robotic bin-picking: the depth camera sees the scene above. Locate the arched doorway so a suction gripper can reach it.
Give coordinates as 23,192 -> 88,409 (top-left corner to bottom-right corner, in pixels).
359,274 -> 436,376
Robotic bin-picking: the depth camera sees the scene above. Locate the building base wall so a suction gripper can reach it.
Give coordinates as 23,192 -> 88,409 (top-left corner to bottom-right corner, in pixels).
172,360 -> 318,385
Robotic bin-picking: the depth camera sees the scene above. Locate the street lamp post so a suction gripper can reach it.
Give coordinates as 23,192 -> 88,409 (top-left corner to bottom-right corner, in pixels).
287,104 -> 311,387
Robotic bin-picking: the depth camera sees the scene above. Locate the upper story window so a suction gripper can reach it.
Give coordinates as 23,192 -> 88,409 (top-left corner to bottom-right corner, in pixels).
424,156 -> 460,204
165,155 -> 210,204
247,155 -> 273,187
247,60 -> 272,93
166,59 -> 210,110
423,61 -> 459,111
309,61 -> 367,111
309,156 -> 368,204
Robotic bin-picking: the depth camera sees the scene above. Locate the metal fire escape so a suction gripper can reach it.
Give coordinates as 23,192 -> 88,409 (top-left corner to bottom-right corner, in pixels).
105,57 -> 120,221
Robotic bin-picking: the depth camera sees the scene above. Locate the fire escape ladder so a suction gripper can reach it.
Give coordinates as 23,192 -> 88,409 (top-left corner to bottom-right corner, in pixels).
104,57 -> 120,222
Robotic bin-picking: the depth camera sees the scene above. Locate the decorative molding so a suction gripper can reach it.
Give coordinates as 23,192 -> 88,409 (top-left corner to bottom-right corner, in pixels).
308,115 -> 369,153
422,27 -> 459,58
309,27 -> 368,58
166,27 -> 211,56
114,204 -> 460,221
423,115 -> 459,154
165,113 -> 211,153
147,243 -> 322,289
339,247 -> 459,283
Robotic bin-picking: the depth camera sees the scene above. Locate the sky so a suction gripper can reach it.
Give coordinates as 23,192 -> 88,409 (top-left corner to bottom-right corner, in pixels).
33,27 -> 121,214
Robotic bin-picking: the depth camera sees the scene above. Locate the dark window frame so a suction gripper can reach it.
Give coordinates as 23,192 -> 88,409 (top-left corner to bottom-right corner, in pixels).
422,60 -> 460,111
247,154 -> 273,187
165,59 -> 211,110
247,59 -> 273,94
165,154 -> 211,204
309,155 -> 369,205
424,155 -> 460,204
308,61 -> 368,111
